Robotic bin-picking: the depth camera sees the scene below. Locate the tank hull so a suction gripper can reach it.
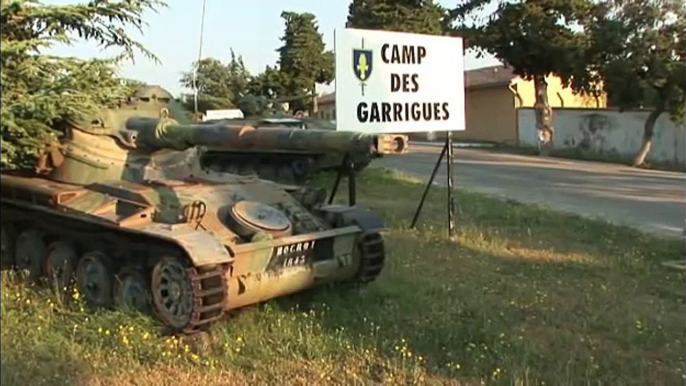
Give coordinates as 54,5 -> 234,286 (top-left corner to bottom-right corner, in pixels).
195,127 -> 406,184
1,86 -> 392,335
200,149 -> 374,185
0,173 -> 385,333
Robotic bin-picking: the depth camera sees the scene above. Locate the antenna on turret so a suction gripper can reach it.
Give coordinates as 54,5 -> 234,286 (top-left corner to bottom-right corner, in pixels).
192,0 -> 208,116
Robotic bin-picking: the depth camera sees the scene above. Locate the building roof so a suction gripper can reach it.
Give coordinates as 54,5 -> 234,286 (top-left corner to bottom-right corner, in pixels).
316,65 -> 518,104
318,92 -> 335,104
465,65 -> 517,88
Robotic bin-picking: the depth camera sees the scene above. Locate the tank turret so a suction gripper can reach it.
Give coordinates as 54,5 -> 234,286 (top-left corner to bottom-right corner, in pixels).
38,106 -> 408,186
97,85 -> 409,184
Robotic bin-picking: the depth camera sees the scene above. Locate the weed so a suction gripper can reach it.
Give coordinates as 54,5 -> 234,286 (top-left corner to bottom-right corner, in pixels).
1,168 -> 683,385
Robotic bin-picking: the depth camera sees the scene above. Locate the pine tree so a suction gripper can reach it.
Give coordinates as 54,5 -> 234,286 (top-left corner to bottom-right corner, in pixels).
276,11 -> 334,112
0,0 -> 165,169
346,0 -> 448,35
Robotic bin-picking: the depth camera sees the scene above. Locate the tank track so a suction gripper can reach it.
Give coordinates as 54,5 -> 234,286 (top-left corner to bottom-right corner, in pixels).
1,202 -> 229,334
178,266 -> 227,333
354,232 -> 386,284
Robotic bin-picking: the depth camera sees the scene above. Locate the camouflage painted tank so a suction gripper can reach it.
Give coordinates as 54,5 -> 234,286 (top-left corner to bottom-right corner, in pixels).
124,87 -> 408,184
198,115 -> 399,183
0,105 -> 392,334
199,125 -> 406,185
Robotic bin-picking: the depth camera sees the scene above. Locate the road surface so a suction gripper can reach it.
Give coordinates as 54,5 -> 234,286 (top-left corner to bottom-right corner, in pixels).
375,143 -> 685,237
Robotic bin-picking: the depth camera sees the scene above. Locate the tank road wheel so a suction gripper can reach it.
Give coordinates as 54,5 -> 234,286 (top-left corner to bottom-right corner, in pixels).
351,232 -> 386,285
151,256 -> 228,333
114,266 -> 152,314
14,228 -> 46,283
75,251 -> 113,308
1,223 -> 17,269
151,257 -> 195,330
291,159 -> 309,179
44,241 -> 78,292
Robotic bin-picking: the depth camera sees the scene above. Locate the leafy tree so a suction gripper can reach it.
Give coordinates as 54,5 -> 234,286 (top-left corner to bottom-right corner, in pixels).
179,51 -> 253,114
276,11 -> 334,112
121,78 -> 149,93
346,0 -> 449,34
585,0 -> 685,167
0,0 -> 165,169
450,0 -> 601,154
247,65 -> 289,100
226,49 -> 252,106
180,57 -> 235,113
238,94 -> 270,117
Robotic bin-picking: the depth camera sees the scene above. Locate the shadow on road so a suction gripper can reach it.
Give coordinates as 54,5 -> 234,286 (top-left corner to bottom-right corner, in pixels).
376,148 -> 685,237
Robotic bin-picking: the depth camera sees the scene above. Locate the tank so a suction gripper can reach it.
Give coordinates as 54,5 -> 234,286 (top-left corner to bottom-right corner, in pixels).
0,105 -> 393,334
199,122 -> 407,184
124,87 -> 408,184
198,115 -> 401,183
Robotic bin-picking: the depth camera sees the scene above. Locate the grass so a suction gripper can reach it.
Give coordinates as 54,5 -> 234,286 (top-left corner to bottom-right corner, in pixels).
2,167 -> 684,385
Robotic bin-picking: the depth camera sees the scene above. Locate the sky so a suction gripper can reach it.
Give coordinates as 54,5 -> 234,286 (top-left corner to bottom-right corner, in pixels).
45,0 -> 501,97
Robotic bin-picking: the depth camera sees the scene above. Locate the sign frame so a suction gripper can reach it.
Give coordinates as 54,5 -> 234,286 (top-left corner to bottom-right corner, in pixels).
333,27 -> 466,134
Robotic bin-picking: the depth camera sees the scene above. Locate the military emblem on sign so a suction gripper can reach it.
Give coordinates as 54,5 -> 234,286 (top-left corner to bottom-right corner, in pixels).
353,41 -> 372,97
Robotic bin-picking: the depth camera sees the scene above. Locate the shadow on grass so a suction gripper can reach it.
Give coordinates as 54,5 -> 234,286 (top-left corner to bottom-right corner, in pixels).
271,230 -> 685,385
285,169 -> 686,384
1,340 -> 89,386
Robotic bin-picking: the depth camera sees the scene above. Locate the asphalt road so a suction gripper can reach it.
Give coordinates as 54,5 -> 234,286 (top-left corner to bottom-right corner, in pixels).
374,143 -> 685,238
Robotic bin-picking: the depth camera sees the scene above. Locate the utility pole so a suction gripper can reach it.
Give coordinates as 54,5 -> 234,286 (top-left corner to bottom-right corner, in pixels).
192,0 -> 208,116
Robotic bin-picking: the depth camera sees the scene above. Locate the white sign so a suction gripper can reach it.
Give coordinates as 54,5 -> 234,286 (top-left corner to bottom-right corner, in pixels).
204,109 -> 244,121
334,28 -> 465,134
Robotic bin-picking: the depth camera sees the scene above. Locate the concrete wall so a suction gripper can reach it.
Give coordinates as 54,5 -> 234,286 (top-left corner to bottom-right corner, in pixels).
518,107 -> 686,164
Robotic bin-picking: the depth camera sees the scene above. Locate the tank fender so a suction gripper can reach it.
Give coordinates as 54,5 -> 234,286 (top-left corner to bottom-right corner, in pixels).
137,223 -> 233,266
315,205 -> 386,233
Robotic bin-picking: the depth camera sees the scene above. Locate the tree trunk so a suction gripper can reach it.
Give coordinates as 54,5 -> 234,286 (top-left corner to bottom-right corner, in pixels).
632,107 -> 663,167
533,75 -> 554,156
312,86 -> 318,115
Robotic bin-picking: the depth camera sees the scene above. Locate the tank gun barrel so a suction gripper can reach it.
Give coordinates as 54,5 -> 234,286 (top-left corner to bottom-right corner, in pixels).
125,117 -> 408,156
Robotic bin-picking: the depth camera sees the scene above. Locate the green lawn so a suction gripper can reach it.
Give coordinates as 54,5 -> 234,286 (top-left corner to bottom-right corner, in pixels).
2,168 -> 683,386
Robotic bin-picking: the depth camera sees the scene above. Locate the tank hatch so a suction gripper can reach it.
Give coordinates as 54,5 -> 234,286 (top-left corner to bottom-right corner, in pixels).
224,201 -> 292,239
